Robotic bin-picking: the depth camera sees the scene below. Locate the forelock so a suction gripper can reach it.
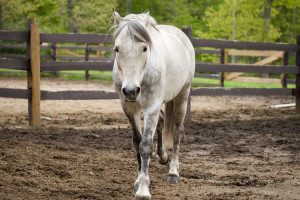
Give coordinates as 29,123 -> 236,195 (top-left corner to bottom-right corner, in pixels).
112,14 -> 156,48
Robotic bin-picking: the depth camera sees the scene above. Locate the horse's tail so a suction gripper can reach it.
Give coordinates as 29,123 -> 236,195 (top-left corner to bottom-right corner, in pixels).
163,100 -> 175,150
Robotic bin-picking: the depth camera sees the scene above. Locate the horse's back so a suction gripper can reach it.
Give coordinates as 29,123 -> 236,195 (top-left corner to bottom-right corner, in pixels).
157,25 -> 194,55
155,25 -> 195,102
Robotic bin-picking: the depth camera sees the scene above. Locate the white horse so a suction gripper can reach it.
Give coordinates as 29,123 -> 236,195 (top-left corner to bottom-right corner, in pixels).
112,10 -> 195,199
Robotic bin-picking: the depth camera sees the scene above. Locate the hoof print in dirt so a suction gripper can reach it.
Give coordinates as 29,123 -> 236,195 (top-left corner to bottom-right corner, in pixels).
167,175 -> 179,183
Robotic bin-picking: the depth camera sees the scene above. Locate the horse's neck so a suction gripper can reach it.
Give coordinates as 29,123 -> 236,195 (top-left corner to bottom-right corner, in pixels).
151,29 -> 167,61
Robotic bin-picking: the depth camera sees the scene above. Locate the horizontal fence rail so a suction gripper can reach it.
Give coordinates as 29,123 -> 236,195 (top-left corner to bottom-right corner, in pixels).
0,30 -> 29,42
191,38 -> 298,52
0,44 -> 27,49
0,88 -> 29,99
0,59 -> 29,70
40,33 -> 112,44
56,45 -> 111,51
196,63 -> 299,74
1,87 -> 295,99
0,44 -> 113,51
195,49 -> 221,54
0,53 -> 27,59
40,60 -> 113,71
54,56 -> 112,62
41,90 -> 118,100
194,73 -> 219,79
191,87 -> 294,96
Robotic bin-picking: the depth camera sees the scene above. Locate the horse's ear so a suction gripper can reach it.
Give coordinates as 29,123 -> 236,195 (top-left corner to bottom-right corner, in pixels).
144,11 -> 150,27
113,9 -> 123,26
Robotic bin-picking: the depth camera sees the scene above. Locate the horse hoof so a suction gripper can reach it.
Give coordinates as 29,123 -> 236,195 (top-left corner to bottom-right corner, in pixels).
167,175 -> 179,183
133,184 -> 139,192
135,193 -> 151,200
158,154 -> 169,165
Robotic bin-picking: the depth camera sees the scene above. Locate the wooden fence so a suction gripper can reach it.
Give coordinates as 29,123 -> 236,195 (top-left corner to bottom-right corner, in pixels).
222,50 -> 295,86
0,20 -> 299,126
0,19 -> 117,126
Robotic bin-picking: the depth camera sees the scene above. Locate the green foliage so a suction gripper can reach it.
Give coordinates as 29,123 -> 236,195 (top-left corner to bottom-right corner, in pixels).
1,0 -> 298,43
0,0 -> 67,32
0,0 -> 35,30
195,0 -> 282,42
72,0 -> 117,33
0,0 -> 116,33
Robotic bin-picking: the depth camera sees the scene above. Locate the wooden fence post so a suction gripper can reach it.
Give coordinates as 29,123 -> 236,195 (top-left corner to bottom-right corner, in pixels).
182,26 -> 192,121
296,34 -> 300,114
281,51 -> 288,88
219,49 -> 227,87
182,26 -> 192,40
26,19 -> 33,125
51,42 -> 57,77
30,20 -> 41,126
85,43 -> 89,81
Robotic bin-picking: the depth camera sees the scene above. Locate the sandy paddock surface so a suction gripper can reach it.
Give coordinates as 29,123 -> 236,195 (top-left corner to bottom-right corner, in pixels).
0,77 -> 299,200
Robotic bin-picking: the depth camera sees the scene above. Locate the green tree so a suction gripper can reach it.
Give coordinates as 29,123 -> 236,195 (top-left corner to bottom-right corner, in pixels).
195,0 -> 282,42
272,0 -> 300,43
34,0 -> 69,33
0,0 -> 299,42
0,0 -> 68,32
0,0 -> 116,33
186,0 -> 223,34
115,0 -> 200,31
72,0 -> 117,33
0,0 -> 36,31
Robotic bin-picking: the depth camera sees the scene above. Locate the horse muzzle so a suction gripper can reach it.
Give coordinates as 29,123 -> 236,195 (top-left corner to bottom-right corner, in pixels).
122,85 -> 141,102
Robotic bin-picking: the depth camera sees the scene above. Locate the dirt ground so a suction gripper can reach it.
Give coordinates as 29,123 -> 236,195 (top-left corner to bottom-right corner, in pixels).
0,77 -> 299,200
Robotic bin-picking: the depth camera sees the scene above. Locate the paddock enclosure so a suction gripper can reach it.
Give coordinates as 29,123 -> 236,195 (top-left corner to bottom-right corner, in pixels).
0,78 -> 299,200
0,20 -> 299,126
0,20 -> 300,199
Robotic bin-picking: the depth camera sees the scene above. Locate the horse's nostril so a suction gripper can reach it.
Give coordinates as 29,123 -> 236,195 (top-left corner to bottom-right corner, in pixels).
122,88 -> 128,96
136,87 -> 141,95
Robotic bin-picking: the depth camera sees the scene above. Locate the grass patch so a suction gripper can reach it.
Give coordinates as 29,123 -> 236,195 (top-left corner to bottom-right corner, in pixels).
0,69 -> 54,78
58,70 -> 112,82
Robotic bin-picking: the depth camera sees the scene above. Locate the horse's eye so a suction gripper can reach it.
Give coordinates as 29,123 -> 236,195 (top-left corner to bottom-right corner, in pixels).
114,46 -> 119,53
143,46 -> 147,52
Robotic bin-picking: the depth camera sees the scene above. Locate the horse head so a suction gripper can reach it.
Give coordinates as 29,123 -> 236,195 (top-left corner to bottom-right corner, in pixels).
112,11 -> 156,102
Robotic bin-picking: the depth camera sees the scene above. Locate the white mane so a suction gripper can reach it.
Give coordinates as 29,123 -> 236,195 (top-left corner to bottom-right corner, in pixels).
112,13 -> 158,48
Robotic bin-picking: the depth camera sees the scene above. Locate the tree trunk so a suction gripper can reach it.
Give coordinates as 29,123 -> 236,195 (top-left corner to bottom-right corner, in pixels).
231,0 -> 237,63
262,0 -> 272,78
126,0 -> 132,14
263,0 -> 272,41
0,4 -> 2,30
290,4 -> 297,43
67,0 -> 76,33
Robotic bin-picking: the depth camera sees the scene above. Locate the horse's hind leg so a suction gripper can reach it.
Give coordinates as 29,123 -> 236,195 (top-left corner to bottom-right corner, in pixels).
167,89 -> 189,183
156,110 -> 169,165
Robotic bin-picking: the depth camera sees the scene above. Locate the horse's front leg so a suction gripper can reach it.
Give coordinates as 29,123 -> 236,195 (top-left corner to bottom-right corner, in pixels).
123,109 -> 143,191
135,107 -> 160,200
